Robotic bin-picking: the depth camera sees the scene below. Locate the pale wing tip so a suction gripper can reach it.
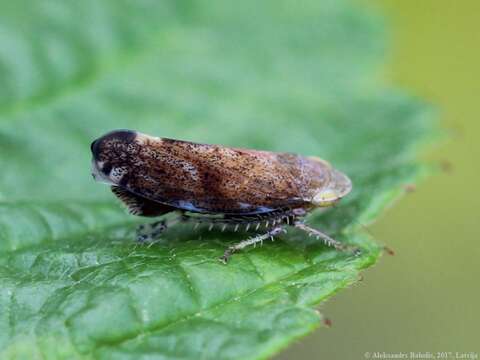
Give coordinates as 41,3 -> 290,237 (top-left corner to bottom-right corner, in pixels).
332,168 -> 353,198
312,169 -> 352,207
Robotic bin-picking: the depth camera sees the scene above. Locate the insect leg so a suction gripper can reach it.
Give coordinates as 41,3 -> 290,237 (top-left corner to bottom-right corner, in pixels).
219,226 -> 285,264
294,221 -> 344,249
136,213 -> 183,243
293,221 -> 360,254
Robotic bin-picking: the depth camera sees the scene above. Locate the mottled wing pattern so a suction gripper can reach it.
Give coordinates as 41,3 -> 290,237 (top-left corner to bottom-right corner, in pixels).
108,135 -> 333,214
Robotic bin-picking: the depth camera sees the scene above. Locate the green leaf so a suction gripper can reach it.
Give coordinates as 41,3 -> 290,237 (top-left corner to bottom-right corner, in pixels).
0,0 -> 433,359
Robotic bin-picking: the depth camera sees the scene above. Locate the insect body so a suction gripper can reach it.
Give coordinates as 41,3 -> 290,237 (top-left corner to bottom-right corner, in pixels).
91,130 -> 355,263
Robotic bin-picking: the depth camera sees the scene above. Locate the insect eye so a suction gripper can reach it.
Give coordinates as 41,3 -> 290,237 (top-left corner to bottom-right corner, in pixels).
101,162 -> 113,175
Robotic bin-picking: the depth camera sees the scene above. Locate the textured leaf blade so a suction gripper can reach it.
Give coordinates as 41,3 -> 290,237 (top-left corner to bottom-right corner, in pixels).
0,0 -> 433,359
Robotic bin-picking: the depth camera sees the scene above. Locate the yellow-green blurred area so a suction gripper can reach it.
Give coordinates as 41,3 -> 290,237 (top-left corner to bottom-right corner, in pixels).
279,1 -> 480,358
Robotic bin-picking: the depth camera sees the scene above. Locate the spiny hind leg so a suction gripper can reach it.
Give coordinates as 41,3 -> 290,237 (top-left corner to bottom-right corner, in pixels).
136,213 -> 183,243
293,221 -> 361,255
181,214 -> 270,233
219,226 -> 286,264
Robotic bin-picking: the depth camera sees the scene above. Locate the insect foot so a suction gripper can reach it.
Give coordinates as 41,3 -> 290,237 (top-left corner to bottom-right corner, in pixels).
219,226 -> 285,264
350,246 -> 363,257
136,220 -> 167,243
136,213 -> 185,244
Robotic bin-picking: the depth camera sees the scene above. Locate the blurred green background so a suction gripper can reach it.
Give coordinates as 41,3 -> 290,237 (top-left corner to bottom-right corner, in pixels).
279,0 -> 480,358
0,0 -> 477,359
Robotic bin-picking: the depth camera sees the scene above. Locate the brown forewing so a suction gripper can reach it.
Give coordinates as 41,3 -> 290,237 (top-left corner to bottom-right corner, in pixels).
103,136 -> 333,215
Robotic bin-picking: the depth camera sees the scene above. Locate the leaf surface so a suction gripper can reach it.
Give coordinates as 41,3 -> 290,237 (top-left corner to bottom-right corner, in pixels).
0,0 -> 433,359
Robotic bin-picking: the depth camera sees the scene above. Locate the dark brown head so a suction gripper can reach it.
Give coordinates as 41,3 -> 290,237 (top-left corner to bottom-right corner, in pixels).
91,129 -> 139,186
